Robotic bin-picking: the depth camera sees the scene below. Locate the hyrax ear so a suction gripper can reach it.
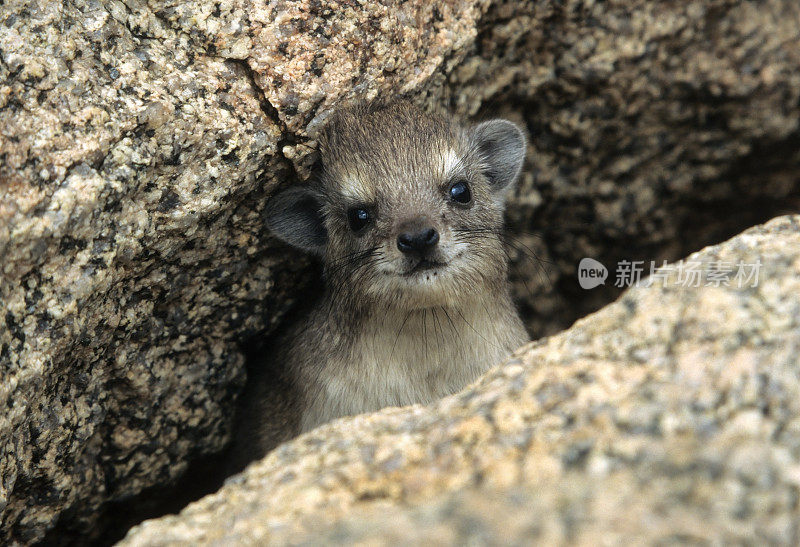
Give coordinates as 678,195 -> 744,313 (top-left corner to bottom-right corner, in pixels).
469,119 -> 526,194
265,186 -> 327,255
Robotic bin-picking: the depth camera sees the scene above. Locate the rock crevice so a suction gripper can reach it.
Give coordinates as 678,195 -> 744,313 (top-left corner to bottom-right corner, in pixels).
2,0 -> 799,542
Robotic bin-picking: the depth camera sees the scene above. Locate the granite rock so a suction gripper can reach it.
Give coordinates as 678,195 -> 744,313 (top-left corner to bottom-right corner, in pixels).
121,215 -> 800,545
2,0 -> 800,543
0,0 -> 502,542
0,2 -> 288,542
482,0 -> 800,336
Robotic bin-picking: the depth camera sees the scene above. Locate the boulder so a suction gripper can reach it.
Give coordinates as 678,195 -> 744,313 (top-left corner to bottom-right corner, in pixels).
491,0 -> 800,335
1,0 -> 799,542
121,215 -> 800,544
0,0 -> 500,541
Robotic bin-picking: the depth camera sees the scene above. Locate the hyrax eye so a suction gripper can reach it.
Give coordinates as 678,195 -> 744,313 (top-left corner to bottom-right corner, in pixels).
448,180 -> 472,204
347,207 -> 371,232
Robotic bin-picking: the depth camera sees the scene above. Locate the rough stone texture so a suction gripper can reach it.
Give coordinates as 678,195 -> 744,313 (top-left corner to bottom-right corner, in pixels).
121,215 -> 800,545
2,0 -> 800,543
0,0 -> 495,542
488,0 -> 800,335
0,3 -> 292,543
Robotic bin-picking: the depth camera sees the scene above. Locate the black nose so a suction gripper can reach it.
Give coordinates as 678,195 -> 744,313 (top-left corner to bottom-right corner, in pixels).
397,227 -> 439,254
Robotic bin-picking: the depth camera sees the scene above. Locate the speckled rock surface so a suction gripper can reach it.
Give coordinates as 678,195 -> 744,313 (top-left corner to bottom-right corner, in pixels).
488,0 -> 800,335
0,0 -> 490,542
120,215 -> 800,545
0,2 -> 291,542
3,0 -> 800,543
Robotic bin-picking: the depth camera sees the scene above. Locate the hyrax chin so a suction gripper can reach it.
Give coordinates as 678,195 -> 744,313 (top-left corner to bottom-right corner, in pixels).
231,100 -> 529,466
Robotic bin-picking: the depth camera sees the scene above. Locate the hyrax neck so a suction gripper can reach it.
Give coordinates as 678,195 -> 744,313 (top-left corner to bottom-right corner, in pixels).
299,289 -> 526,431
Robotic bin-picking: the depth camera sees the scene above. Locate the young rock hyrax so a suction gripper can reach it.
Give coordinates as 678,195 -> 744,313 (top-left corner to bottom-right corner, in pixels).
232,100 -> 529,466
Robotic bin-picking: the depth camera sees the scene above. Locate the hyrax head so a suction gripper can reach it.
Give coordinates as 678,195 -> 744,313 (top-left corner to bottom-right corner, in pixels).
266,100 -> 526,310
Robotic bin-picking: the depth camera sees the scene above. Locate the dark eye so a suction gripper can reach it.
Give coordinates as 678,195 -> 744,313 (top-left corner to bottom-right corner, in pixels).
347,207 -> 371,232
448,180 -> 472,204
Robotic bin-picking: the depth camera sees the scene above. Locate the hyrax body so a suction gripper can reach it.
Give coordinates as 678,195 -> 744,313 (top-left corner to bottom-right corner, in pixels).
231,100 -> 528,466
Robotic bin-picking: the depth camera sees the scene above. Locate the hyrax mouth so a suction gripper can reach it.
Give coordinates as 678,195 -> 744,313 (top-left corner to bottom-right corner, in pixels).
405,259 -> 447,276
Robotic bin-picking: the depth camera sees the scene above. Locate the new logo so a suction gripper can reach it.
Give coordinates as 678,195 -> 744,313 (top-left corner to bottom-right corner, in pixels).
578,258 -> 608,289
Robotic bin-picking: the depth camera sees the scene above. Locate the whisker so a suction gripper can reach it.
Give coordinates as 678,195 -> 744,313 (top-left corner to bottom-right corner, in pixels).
453,229 -> 554,290
453,306 -> 503,352
390,311 -> 413,362
431,307 -> 445,353
422,309 -> 428,361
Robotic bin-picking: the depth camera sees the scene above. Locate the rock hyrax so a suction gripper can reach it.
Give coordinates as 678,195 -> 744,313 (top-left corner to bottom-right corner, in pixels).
231,100 -> 529,467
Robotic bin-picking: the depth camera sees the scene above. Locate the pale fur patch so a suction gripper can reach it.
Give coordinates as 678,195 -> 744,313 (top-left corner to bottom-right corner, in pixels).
441,148 -> 461,179
339,172 -> 374,203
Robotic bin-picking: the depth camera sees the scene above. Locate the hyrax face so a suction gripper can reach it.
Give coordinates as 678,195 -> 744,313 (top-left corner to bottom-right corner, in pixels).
267,101 -> 526,310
